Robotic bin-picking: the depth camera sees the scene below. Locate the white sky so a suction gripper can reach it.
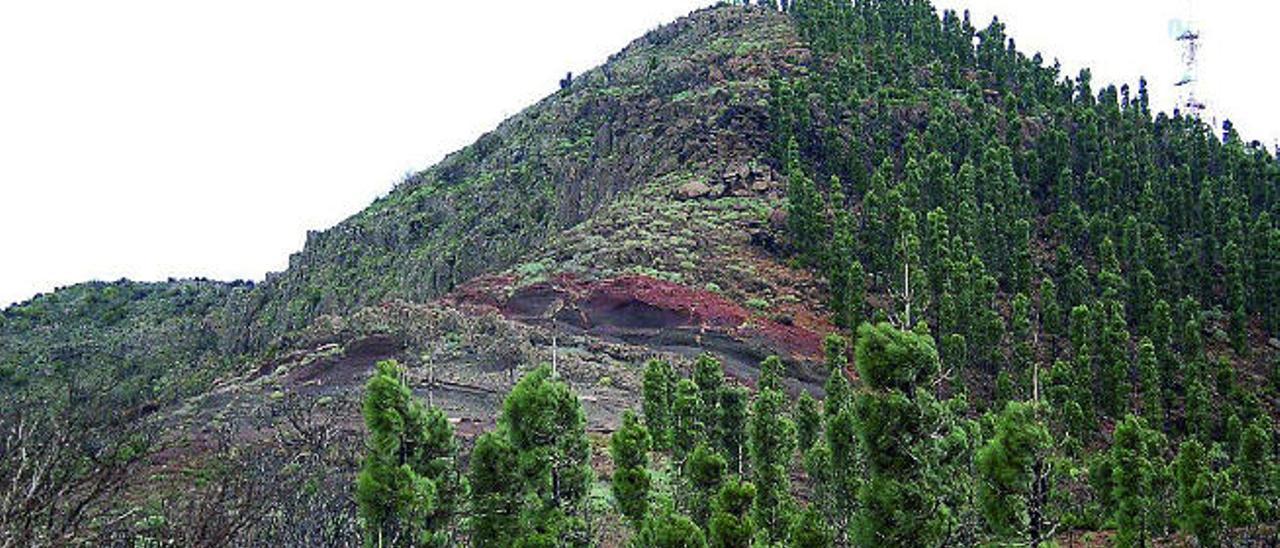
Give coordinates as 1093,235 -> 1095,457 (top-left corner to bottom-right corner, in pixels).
1,1 -> 1276,307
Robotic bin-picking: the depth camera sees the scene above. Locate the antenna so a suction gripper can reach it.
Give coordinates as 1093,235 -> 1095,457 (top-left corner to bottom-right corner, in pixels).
1171,0 -> 1206,119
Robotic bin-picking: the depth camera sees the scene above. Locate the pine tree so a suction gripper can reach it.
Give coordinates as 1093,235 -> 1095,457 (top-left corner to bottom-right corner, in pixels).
1225,413 -> 1245,458
976,401 -> 1053,546
801,438 -> 832,535
1067,304 -> 1091,358
1010,292 -> 1034,398
852,322 -> 943,546
1262,227 -> 1280,335
796,392 -> 821,454
683,444 -> 727,528
823,333 -> 849,376
821,407 -> 860,546
890,206 -> 928,328
1063,264 -> 1092,313
942,333 -> 968,395
829,199 -> 859,329
748,356 -> 796,542
787,144 -> 827,265
818,353 -> 857,543
707,479 -> 755,548
788,507 -> 834,547
1011,219 -> 1036,295
1135,338 -> 1163,430
1172,438 -> 1221,546
1040,278 -> 1062,357
1213,357 -> 1238,414
633,505 -> 708,548
1148,299 -> 1175,409
1098,237 -> 1127,303
693,354 -> 725,429
716,385 -> 749,476
1133,268 -> 1157,334
1099,302 -> 1130,418
924,208 -> 952,319
1176,300 -> 1204,362
1224,240 -> 1249,355
844,259 -> 867,329
673,378 -> 705,463
823,365 -> 851,424
971,266 -> 1005,376
931,397 -> 981,547
611,410 -> 652,525
1228,419 -> 1275,531
644,359 -> 677,451
1109,414 -> 1165,548
419,412 -> 462,542
995,371 -> 1016,411
862,158 -> 898,276
356,359 -> 459,547
1183,362 -> 1212,441
501,365 -> 593,536
951,161 -> 979,240
469,431 -> 524,546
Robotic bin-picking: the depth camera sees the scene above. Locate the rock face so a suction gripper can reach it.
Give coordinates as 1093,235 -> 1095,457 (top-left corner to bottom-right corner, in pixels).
676,162 -> 779,200
722,161 -> 777,194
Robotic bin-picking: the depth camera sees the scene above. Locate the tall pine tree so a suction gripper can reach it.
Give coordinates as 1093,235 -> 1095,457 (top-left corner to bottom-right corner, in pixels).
611,410 -> 652,525
356,360 -> 460,547
852,322 -> 944,546
748,356 -> 796,542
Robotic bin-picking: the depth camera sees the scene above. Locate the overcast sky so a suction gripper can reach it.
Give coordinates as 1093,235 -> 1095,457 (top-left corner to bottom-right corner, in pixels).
1,1 -> 1276,307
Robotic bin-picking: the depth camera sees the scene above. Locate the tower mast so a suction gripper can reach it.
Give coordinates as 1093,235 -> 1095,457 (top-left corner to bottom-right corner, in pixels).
1173,0 -> 1206,119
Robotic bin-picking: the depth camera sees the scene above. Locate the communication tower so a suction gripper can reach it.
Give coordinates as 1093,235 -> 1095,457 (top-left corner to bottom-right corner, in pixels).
1171,0 -> 1206,118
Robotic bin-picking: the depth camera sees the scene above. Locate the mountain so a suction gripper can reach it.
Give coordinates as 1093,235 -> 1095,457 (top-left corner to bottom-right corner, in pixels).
2,2 -> 1277,546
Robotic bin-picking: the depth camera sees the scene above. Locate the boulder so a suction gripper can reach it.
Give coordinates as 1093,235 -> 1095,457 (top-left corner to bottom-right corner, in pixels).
677,179 -> 713,199
723,161 -> 750,184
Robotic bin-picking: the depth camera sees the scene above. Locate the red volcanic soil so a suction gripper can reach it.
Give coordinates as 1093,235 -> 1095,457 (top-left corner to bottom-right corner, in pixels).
447,274 -> 516,311
584,275 -> 749,330
447,273 -> 830,360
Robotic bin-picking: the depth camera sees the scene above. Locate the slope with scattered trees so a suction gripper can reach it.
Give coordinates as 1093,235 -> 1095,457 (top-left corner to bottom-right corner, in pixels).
1,1 -> 1277,546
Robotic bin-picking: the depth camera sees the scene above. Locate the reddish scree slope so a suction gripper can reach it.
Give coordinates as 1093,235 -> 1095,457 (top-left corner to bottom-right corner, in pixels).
448,273 -> 829,361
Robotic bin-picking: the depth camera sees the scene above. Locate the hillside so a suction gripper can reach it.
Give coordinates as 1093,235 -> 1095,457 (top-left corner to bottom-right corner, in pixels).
3,5 -> 817,409
236,6 -> 807,349
2,1 -> 1278,546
